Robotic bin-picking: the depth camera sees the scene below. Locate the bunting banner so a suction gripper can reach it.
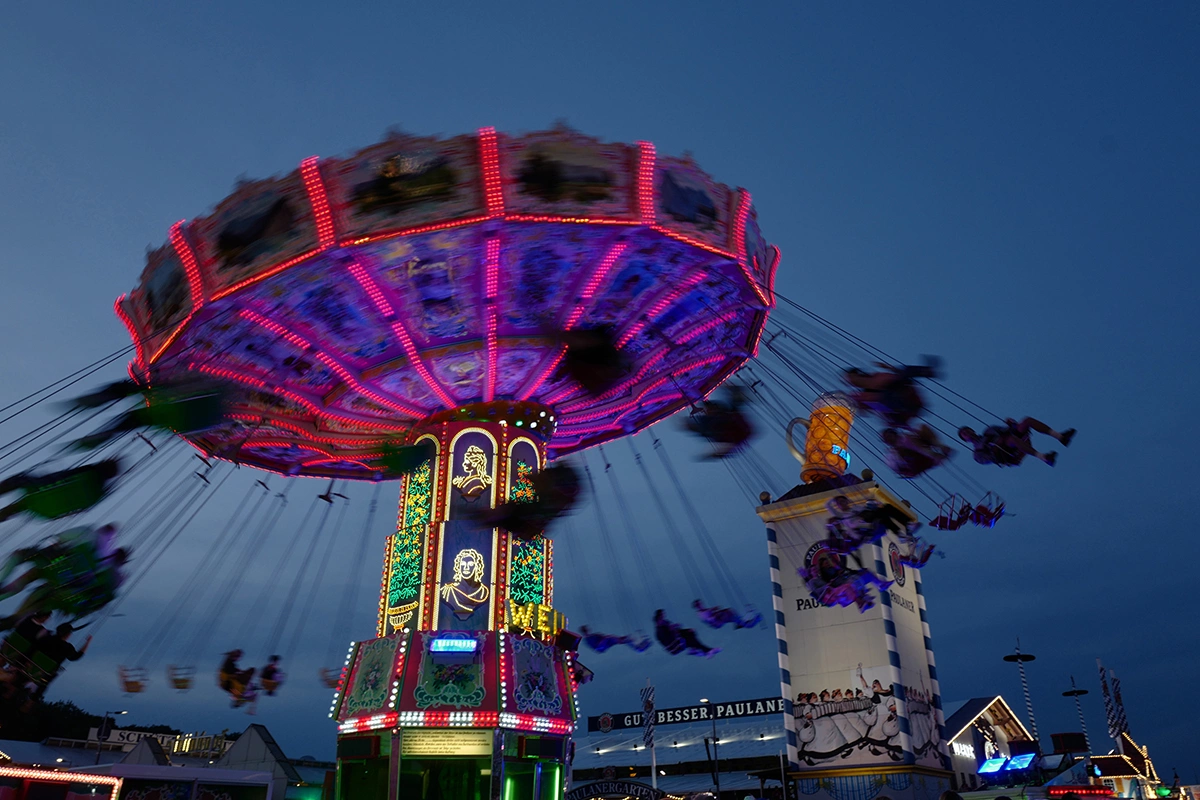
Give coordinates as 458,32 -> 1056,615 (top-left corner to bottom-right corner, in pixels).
1110,670 -> 1129,736
640,684 -> 655,749
1098,658 -> 1119,740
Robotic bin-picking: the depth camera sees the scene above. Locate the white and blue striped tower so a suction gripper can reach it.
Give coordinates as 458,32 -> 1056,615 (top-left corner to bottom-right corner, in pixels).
765,513 -> 800,769
757,397 -> 951,800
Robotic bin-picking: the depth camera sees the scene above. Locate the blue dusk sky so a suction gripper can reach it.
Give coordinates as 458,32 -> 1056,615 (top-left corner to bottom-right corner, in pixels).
0,1 -> 1197,779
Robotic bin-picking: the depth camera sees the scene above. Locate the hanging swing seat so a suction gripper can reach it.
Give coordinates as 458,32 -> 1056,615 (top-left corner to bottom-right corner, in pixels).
166,664 -> 195,691
318,667 -> 342,689
261,671 -> 284,695
118,665 -> 148,694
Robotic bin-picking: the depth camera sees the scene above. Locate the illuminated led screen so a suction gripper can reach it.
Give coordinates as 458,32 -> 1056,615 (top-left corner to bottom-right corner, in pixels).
979,758 -> 1007,774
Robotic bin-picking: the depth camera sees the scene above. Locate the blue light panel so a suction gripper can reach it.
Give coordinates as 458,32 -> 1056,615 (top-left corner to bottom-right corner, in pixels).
979,758 -> 1007,774
1006,754 -> 1036,770
430,638 -> 478,653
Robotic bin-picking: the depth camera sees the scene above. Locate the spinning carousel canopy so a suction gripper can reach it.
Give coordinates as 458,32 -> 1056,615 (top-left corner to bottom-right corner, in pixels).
117,126 -> 779,479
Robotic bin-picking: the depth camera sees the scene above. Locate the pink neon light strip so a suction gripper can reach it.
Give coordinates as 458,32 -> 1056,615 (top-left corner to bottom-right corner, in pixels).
301,457 -> 383,471
345,215 -> 489,247
113,295 -> 146,370
551,425 -> 619,442
242,440 -> 328,455
169,222 -> 205,310
505,214 -> 638,226
148,311 -> 194,364
651,224 -> 735,259
543,383 -> 580,407
254,416 -> 381,447
517,345 -> 566,402
189,215 -> 735,313
557,353 -> 727,425
213,249 -> 319,301
749,313 -> 768,358
676,308 -> 739,344
732,190 -> 770,306
558,347 -> 669,413
615,272 -> 705,348
734,190 -> 750,265
0,766 -> 120,798
767,245 -> 781,301
478,127 -> 504,216
520,239 -> 630,403
483,237 -> 501,402
557,311 -> 737,413
238,308 -> 425,417
636,141 -> 656,223
346,262 -> 456,408
556,389 -> 689,441
563,241 -> 628,330
301,156 -> 337,248
193,363 -> 410,432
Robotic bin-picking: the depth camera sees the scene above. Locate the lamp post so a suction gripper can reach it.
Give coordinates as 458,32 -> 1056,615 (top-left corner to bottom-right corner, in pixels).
1062,676 -> 1091,752
95,710 -> 127,765
701,698 -> 719,798
1003,640 -> 1039,744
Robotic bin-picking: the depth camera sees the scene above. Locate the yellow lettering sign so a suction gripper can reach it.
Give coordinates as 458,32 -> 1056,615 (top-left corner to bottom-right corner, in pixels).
508,601 -> 537,630
506,601 -> 565,637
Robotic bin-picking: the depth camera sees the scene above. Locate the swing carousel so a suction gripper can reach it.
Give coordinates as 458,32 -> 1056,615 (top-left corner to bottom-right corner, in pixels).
0,119 -> 1080,800
110,125 -> 778,797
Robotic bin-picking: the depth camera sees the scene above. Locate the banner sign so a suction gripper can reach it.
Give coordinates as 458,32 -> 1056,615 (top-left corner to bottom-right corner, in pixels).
401,728 -> 493,757
587,696 -> 785,733
567,780 -> 664,800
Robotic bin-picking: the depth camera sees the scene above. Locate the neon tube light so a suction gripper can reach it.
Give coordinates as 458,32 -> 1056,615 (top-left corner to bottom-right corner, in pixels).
559,347 -> 669,413
192,363 -> 410,432
637,141 -> 657,224
148,311 -> 195,364
733,190 -> 770,306
563,240 -> 629,330
345,215 -> 490,247
169,222 -> 205,311
483,237 -> 501,401
676,309 -> 739,344
616,272 -> 705,348
347,262 -> 456,408
517,345 -> 566,401
113,295 -> 145,370
238,308 -> 425,417
212,248 -> 320,300
300,156 -> 337,248
479,127 -> 505,216
0,766 -> 120,798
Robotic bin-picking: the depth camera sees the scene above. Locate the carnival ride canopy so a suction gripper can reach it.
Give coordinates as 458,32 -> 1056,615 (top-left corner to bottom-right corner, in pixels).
116,126 -> 779,479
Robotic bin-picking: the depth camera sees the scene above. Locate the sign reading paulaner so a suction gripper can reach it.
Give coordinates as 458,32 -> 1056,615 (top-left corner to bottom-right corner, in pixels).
400,728 -> 493,757
587,696 -> 785,733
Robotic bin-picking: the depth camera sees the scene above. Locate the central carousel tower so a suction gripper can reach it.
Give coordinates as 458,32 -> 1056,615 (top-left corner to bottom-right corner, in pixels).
338,404 -> 574,800
114,123 -> 776,799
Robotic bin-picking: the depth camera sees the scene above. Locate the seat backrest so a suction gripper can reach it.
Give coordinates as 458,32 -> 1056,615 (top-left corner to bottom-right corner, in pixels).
28,650 -> 62,686
0,631 -> 33,660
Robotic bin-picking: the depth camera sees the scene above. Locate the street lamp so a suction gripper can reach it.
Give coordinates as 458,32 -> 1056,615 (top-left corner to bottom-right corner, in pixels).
1003,639 -> 1039,744
95,710 -> 128,765
1062,676 -> 1091,752
701,699 -> 720,798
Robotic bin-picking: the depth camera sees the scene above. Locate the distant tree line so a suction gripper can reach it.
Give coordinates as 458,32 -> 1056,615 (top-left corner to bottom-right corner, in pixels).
3,700 -> 184,742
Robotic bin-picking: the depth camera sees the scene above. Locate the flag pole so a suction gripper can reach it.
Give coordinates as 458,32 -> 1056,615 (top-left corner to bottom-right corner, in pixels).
644,678 -> 657,791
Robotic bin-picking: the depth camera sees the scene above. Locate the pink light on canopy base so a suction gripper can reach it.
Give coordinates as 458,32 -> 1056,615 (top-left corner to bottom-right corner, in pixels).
116,125 -> 778,479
